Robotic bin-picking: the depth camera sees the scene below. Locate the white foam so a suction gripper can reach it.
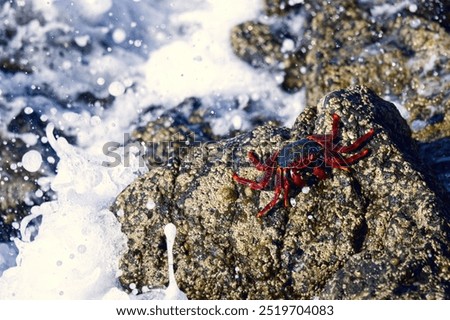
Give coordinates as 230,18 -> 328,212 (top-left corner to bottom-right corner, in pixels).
20,133 -> 39,146
74,35 -> 90,48
0,243 -> 17,277
73,0 -> 113,22
371,0 -> 412,16
0,124 -> 147,299
281,38 -> 295,53
108,81 -> 126,97
142,0 -> 297,110
408,4 -> 418,13
146,199 -> 156,210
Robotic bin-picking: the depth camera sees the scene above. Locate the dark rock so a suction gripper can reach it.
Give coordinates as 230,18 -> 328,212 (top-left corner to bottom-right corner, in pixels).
0,57 -> 33,74
0,134 -> 44,242
0,106 -> 59,242
113,86 -> 450,299
357,0 -> 450,31
132,97 -> 217,168
233,0 -> 450,142
407,0 -> 450,32
419,137 -> 450,195
132,96 -> 284,169
231,21 -> 285,69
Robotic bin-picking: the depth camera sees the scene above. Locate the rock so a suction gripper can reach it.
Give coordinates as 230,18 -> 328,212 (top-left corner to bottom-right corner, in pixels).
230,21 -> 285,70
0,107 -> 60,242
132,96 -> 284,169
418,137 -> 450,195
113,86 -> 450,299
0,134 -> 43,242
231,0 -> 450,142
132,97 -> 217,168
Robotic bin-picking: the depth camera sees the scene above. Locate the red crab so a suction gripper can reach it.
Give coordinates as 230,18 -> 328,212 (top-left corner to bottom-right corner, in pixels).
232,114 -> 375,217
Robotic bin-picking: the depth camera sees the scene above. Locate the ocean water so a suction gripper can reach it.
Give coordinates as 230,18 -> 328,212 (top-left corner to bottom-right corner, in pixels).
0,0 -> 306,299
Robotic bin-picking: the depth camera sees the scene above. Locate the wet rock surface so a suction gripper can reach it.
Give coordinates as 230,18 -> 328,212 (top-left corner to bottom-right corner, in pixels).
418,138 -> 450,195
0,134 -> 39,242
231,0 -> 450,142
0,134 -> 46,242
132,96 -> 286,169
0,0 -> 448,300
0,107 -> 59,242
114,86 -> 450,299
0,0 -> 111,244
131,98 -> 217,168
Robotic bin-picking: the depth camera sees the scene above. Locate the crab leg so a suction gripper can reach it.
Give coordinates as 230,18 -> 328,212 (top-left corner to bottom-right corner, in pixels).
232,149 -> 280,189
307,134 -> 332,145
306,113 -> 341,144
312,166 -> 328,180
247,150 -> 279,170
257,168 -> 283,217
331,113 -> 340,139
340,149 -> 371,165
282,170 -> 291,207
290,169 -> 306,188
324,148 -> 370,169
232,167 -> 274,190
336,128 -> 375,153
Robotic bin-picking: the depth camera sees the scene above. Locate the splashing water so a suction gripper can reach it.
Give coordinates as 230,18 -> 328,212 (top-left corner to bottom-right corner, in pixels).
129,223 -> 187,300
163,223 -> 187,300
0,0 -> 307,299
0,124 -> 146,299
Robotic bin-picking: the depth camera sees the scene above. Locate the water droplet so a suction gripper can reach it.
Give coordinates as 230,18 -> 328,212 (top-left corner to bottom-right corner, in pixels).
146,199 -> 156,210
108,81 -> 125,96
112,28 -> 127,44
21,150 -> 43,173
77,245 -> 87,254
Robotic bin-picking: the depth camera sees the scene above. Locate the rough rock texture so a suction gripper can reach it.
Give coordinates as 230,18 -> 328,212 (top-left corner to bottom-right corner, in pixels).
131,98 -> 217,168
132,96 -> 286,170
113,86 -> 450,299
231,0 -> 450,142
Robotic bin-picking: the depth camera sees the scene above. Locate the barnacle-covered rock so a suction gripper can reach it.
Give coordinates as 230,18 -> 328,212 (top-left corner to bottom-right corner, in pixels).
132,96 -> 285,170
131,97 -> 216,168
230,21 -> 285,69
113,86 -> 450,299
233,0 -> 450,142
